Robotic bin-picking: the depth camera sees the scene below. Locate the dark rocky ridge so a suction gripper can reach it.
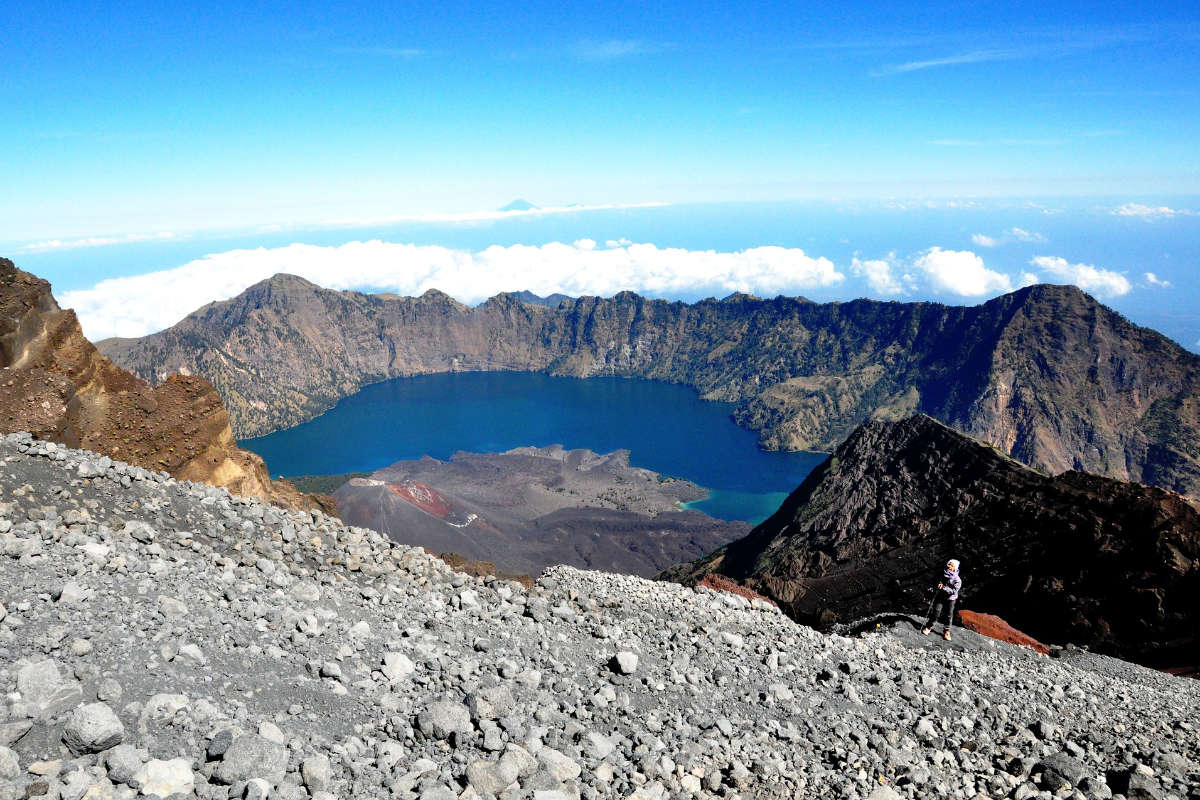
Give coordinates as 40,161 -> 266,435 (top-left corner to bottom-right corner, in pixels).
660,414 -> 1200,671
99,274 -> 1200,498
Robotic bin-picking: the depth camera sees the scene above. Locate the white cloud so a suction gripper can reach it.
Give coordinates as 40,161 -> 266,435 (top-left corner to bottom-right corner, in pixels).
971,227 -> 1046,248
1144,272 -> 1172,288
1018,272 -> 1040,287
21,231 -> 179,253
851,256 -> 907,295
878,49 -> 1017,75
882,199 -> 982,211
571,40 -> 665,61
62,239 -> 845,340
1112,202 -> 1195,220
1007,227 -> 1046,243
1030,256 -> 1131,297
912,247 -> 1013,296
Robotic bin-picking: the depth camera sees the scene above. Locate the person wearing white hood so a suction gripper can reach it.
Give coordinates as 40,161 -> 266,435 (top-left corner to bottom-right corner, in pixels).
922,558 -> 962,640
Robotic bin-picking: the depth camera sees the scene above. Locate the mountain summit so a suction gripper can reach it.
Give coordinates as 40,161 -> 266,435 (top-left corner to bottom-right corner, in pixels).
498,198 -> 539,212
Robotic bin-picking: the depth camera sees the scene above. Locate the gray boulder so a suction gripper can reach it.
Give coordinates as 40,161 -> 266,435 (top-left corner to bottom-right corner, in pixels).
0,746 -> 18,780
62,703 -> 124,755
467,685 -> 514,721
466,755 -> 520,795
214,734 -> 289,785
301,753 -> 332,793
16,660 -> 83,718
103,744 -> 144,785
611,651 -> 639,675
417,700 -> 472,740
1037,751 -> 1086,790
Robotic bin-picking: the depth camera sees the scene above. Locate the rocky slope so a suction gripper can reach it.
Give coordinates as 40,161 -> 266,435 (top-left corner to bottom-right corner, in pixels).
661,415 -> 1200,671
1,433 -> 1198,799
0,259 -> 326,512
332,446 -> 748,577
99,274 -> 1200,498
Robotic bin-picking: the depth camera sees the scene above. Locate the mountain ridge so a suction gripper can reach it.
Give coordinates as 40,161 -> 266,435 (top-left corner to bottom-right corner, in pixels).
99,275 -> 1200,497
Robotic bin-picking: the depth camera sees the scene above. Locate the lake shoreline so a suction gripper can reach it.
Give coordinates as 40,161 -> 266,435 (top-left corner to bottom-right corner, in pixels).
241,371 -> 825,524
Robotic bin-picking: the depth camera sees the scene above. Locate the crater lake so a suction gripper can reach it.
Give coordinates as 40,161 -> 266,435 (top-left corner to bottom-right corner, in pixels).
240,372 -> 826,525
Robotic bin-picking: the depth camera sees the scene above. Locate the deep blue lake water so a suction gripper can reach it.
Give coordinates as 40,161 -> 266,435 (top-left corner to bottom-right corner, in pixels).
240,372 -> 826,524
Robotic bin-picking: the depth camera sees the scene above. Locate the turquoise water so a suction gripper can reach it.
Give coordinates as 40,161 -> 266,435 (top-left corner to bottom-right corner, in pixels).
240,371 -> 826,524
681,490 -> 792,523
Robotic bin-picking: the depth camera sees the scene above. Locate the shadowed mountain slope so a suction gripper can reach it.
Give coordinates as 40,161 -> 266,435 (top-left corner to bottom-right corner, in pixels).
659,414 -> 1200,669
99,275 -> 1200,497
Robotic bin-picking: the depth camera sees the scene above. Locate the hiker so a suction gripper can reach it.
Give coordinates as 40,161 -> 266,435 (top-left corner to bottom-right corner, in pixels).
922,558 -> 961,640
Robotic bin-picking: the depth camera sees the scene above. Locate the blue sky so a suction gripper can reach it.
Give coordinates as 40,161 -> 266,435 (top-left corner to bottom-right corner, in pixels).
3,0 -> 1199,240
3,2 -> 1199,352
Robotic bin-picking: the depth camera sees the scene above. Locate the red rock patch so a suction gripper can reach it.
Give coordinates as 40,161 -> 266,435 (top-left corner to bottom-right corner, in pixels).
958,610 -> 1050,655
697,574 -> 777,607
389,481 -> 453,519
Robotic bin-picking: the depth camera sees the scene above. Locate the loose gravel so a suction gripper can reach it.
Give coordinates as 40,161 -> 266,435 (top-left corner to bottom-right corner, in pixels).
0,432 -> 1197,800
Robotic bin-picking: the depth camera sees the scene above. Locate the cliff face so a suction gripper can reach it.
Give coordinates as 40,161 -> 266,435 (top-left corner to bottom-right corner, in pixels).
660,415 -> 1200,668
99,274 -> 1200,498
0,259 -> 326,510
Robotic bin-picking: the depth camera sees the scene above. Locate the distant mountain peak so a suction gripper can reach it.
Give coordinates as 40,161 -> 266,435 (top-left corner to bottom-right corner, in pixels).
720,291 -> 762,303
510,290 -> 574,308
499,198 -> 539,212
263,273 -> 317,289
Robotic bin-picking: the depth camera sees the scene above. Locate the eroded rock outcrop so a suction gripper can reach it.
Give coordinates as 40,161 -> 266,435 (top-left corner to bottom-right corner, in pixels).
661,414 -> 1200,670
0,259 -> 325,510
100,274 -> 1200,498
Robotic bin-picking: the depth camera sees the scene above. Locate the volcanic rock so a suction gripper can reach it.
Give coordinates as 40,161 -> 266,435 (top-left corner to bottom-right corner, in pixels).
134,757 -> 194,796
1,432 -> 1198,799
333,446 -> 748,576
61,703 -> 123,755
214,734 -> 288,785
663,414 -> 1200,670
0,258 -> 328,511
958,611 -> 1049,654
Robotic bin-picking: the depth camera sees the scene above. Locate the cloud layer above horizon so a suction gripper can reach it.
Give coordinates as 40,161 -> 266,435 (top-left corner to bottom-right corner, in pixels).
61,238 -> 1150,341
62,239 -> 844,340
